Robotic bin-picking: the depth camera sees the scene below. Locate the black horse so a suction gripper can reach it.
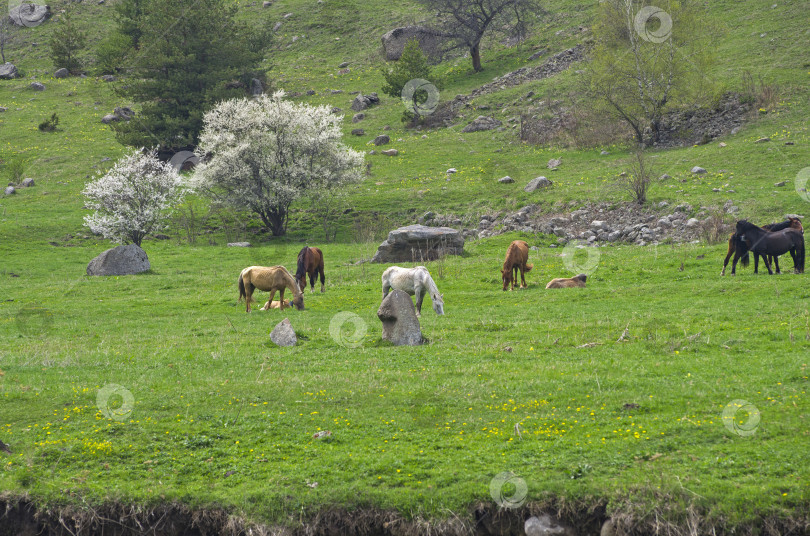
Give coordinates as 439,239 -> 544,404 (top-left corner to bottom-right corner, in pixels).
735,220 -> 805,275
722,218 -> 803,275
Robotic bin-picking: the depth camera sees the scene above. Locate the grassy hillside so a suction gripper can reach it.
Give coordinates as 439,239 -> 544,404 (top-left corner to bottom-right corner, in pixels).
1,0 -> 809,533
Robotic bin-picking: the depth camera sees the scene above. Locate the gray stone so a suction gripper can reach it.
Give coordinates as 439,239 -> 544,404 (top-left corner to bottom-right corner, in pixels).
600,519 -> 616,536
101,114 -> 119,124
774,180 -> 786,187
591,220 -> 608,231
30,82 -> 45,91
371,224 -> 464,263
250,78 -> 263,96
351,128 -> 365,136
373,134 -> 390,146
54,68 -> 69,79
86,244 -> 150,276
270,318 -> 297,347
9,3 -> 50,26
331,107 -> 343,114
659,173 -> 671,180
351,92 -> 380,111
21,178 -> 34,187
381,26 -> 443,61
377,290 -> 422,346
227,242 -> 251,247
608,230 -> 621,242
524,514 -> 575,536
338,61 -> 349,68
114,106 -> 134,120
352,113 -> 365,123
461,115 -> 502,133
524,176 -> 552,192
4,186 -> 15,196
262,0 -> 272,6
548,157 -> 562,169
0,63 -> 19,79
101,75 -> 116,82
273,21 -> 282,31
381,149 -> 398,156
498,176 -> 514,184
0,107 -> 6,112
691,166 -> 707,174
600,150 -> 609,155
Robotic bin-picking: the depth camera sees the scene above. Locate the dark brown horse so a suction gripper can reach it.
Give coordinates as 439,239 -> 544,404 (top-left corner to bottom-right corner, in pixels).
734,220 -> 805,275
295,247 -> 325,293
721,217 -> 803,275
501,240 -> 533,291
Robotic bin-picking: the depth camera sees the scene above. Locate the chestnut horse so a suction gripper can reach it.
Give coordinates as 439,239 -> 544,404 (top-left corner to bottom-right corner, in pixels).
295,247 -> 325,293
501,240 -> 533,291
721,217 -> 803,275
238,266 -> 304,312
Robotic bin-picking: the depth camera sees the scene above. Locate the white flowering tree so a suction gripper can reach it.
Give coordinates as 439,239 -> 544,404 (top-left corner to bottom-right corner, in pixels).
83,149 -> 185,247
192,91 -> 365,236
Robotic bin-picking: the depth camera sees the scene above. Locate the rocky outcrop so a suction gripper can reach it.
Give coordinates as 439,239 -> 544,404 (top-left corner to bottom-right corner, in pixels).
371,225 -> 464,263
381,26 -> 443,62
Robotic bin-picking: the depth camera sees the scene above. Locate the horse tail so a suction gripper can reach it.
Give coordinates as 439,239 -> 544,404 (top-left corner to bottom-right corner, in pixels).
798,240 -> 805,273
238,273 -> 247,303
525,263 -> 534,272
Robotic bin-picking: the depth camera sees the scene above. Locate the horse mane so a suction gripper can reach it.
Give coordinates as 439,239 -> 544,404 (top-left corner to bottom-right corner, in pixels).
295,247 -> 308,281
421,268 -> 442,300
763,220 -> 793,232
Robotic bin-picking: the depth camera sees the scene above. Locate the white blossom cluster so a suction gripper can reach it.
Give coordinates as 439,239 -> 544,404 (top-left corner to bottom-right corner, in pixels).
191,91 -> 364,233
83,149 -> 185,247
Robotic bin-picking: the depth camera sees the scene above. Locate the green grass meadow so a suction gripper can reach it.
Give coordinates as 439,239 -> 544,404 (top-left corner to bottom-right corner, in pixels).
1,0 -> 810,532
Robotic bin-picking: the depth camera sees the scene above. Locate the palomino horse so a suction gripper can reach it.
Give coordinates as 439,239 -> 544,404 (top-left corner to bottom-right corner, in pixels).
545,273 -> 587,288
381,266 -> 444,316
260,300 -> 292,310
734,220 -> 805,275
295,247 -> 325,293
238,266 -> 304,312
722,217 -> 803,275
501,240 -> 533,291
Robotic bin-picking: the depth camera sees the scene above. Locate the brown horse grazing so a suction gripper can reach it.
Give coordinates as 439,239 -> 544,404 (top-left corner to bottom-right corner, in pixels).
545,273 -> 587,289
721,217 -> 803,275
735,220 -> 805,275
238,266 -> 304,312
295,247 -> 325,293
501,240 -> 533,291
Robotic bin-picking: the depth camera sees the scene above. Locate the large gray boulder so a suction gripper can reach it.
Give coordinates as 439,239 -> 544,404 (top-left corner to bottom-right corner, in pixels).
86,244 -> 150,276
54,68 -> 69,79
461,115 -> 502,133
371,224 -> 464,263
9,3 -> 51,26
377,290 -> 422,346
381,26 -> 444,62
524,176 -> 552,192
351,92 -> 380,111
270,318 -> 297,347
0,63 -> 19,80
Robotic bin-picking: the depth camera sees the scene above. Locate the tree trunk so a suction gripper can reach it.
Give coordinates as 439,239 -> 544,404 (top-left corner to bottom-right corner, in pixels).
471,43 -> 482,72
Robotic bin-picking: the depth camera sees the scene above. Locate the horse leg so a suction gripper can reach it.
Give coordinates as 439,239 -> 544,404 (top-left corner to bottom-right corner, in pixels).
512,265 -> 519,291
731,252 -> 739,276
753,254 -> 759,274
309,270 -> 316,292
520,263 -> 527,289
763,255 -> 774,275
721,237 -> 734,276
773,255 -> 781,274
415,287 -> 423,317
245,283 -> 253,313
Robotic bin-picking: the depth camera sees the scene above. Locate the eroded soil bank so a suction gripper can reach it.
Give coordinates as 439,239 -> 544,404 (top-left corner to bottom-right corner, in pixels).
1,496 -> 808,536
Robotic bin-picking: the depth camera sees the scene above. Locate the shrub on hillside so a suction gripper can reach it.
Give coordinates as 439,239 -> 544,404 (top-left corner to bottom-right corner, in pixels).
83,149 -> 185,247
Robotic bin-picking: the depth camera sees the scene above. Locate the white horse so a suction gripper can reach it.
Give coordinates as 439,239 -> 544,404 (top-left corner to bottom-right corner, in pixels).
381,266 -> 445,316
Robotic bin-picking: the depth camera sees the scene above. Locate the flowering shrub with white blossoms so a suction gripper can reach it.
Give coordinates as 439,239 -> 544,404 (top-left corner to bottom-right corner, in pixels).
83,149 -> 185,247
191,91 -> 364,236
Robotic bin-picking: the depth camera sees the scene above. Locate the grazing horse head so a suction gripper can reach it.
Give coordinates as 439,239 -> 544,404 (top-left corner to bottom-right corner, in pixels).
295,247 -> 309,292
291,292 -> 305,310
431,292 -> 445,315
501,268 -> 513,291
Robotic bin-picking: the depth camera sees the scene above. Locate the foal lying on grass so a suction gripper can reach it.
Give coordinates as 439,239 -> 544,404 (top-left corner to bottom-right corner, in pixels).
545,274 -> 587,288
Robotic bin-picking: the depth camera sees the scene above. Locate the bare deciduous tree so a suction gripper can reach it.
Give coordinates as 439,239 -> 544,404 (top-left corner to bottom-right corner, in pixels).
419,0 -> 541,72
